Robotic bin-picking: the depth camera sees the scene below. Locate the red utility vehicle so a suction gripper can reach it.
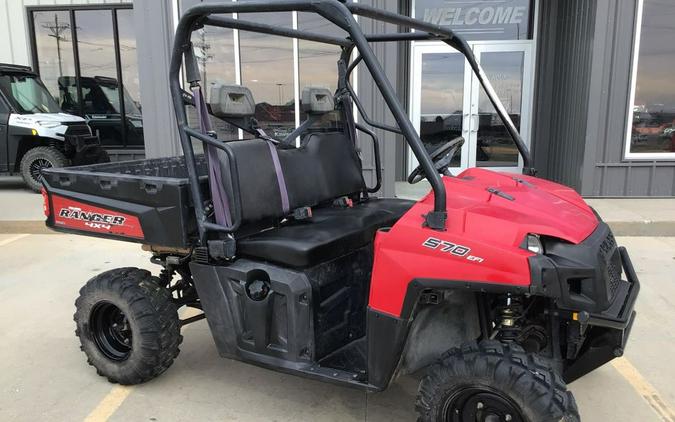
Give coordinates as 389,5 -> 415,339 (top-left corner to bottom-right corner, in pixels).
42,2 -> 638,421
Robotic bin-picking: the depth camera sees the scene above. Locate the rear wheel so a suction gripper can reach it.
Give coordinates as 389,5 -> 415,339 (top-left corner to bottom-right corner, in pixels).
74,267 -> 182,385
416,340 -> 579,422
20,146 -> 68,192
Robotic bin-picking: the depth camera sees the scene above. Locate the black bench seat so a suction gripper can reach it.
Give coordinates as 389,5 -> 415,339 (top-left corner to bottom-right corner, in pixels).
237,198 -> 414,267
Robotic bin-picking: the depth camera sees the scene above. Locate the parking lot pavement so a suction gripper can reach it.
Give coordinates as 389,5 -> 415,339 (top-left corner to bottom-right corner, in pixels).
1,234 -> 673,421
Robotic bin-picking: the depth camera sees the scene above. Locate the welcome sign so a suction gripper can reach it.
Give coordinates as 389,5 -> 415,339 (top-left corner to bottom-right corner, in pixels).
415,0 -> 531,41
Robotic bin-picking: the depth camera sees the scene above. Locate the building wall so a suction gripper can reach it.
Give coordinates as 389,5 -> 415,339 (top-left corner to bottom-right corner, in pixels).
582,0 -> 675,196
356,0 -> 402,197
533,0 -> 675,196
531,0 -> 595,191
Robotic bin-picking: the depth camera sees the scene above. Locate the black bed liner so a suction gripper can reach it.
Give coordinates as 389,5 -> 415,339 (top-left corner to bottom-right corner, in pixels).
42,156 -> 209,248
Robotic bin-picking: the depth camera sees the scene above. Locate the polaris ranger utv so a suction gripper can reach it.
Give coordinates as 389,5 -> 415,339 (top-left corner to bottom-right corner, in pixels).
0,63 -> 108,191
42,2 -> 639,421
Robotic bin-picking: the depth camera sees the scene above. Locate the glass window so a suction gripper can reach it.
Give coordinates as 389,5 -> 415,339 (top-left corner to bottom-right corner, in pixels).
32,11 -> 76,101
414,0 -> 531,41
0,74 -> 61,114
179,0 -> 240,147
239,12 -> 296,138
116,8 -> 144,147
419,52 -> 465,166
190,23 -> 237,142
31,7 -> 143,150
628,0 -> 675,155
297,13 -> 345,93
476,51 -> 523,167
74,9 -> 123,147
297,13 -> 346,131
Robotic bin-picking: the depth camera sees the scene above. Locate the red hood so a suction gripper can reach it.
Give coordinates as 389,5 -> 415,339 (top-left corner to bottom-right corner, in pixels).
417,168 -> 598,247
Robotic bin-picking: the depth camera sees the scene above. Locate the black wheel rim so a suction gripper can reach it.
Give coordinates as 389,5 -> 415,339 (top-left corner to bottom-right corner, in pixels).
442,386 -> 525,422
90,301 -> 132,361
29,158 -> 52,181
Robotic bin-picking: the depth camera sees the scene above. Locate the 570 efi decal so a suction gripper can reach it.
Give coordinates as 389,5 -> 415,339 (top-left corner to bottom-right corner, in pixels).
422,237 -> 484,263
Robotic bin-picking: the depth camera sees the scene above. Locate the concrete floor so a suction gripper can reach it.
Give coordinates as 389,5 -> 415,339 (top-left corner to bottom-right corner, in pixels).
0,233 -> 674,421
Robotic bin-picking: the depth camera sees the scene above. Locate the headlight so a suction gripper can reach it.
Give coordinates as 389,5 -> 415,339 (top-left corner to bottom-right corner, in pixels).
37,121 -> 61,128
525,234 -> 544,254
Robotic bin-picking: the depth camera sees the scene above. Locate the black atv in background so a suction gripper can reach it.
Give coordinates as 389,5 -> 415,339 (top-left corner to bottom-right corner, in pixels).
0,63 -> 108,191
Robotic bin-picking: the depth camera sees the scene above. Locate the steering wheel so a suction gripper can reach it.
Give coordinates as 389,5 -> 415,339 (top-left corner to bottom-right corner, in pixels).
407,137 -> 464,184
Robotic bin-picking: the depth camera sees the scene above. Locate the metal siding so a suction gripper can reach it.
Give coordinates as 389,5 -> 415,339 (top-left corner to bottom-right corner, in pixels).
532,0 -> 595,191
356,0 -> 401,197
584,0 -> 675,197
534,0 -> 674,197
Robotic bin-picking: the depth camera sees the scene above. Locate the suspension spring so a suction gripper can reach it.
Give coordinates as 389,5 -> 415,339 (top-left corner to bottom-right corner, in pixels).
495,294 -> 524,342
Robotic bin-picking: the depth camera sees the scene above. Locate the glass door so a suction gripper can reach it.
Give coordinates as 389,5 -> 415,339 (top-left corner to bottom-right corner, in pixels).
471,42 -> 532,172
410,44 -> 471,174
409,41 -> 533,175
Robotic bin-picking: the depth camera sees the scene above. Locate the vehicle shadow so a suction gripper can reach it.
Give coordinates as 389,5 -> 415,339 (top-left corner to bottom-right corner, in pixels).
114,319 -> 419,421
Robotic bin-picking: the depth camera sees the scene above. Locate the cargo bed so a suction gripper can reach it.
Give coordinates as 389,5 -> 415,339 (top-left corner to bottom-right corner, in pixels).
42,155 -> 209,248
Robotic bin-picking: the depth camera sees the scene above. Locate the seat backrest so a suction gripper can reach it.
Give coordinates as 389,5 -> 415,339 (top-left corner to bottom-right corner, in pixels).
215,131 -> 365,226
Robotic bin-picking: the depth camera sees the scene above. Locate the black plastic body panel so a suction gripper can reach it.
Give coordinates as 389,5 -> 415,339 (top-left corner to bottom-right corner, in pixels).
366,308 -> 409,390
529,222 -> 624,313
563,247 -> 640,382
42,155 -> 209,248
190,259 -> 314,366
189,246 -> 378,390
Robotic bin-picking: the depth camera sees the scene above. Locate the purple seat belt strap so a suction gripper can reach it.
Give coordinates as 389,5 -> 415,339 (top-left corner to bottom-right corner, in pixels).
192,87 -> 233,228
265,140 -> 290,214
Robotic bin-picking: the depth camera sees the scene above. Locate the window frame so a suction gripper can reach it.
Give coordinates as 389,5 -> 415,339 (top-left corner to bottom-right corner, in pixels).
27,3 -> 139,149
623,0 -> 675,161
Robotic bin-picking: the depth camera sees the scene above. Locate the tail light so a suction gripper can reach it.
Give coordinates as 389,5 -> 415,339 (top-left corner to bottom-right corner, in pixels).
41,187 -> 51,217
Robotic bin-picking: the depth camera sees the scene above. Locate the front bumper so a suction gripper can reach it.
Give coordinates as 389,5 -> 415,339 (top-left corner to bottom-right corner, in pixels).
65,134 -> 100,153
562,246 -> 640,382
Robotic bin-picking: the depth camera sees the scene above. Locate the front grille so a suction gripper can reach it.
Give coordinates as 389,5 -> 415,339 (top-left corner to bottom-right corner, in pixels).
607,258 -> 622,295
600,232 -> 622,297
63,123 -> 91,137
600,231 -> 616,256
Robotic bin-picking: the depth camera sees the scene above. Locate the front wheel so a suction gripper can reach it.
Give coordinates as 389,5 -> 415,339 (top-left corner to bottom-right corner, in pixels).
19,146 -> 68,192
416,340 -> 579,422
74,268 -> 182,385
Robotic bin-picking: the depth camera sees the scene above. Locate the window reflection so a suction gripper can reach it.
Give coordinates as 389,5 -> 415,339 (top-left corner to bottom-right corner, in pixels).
191,24 -> 238,142
476,51 -> 523,167
31,7 -> 143,150
239,12 -> 295,138
297,12 -> 345,131
32,11 -> 76,101
180,0 -> 239,148
420,53 -> 464,166
629,0 -> 675,154
116,8 -> 143,147
73,10 -> 122,147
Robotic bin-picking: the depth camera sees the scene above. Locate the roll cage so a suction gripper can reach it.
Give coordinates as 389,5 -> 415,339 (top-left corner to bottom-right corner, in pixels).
170,0 -> 534,242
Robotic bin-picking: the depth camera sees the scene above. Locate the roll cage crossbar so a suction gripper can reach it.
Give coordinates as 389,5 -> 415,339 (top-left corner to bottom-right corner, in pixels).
170,0 -> 534,241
